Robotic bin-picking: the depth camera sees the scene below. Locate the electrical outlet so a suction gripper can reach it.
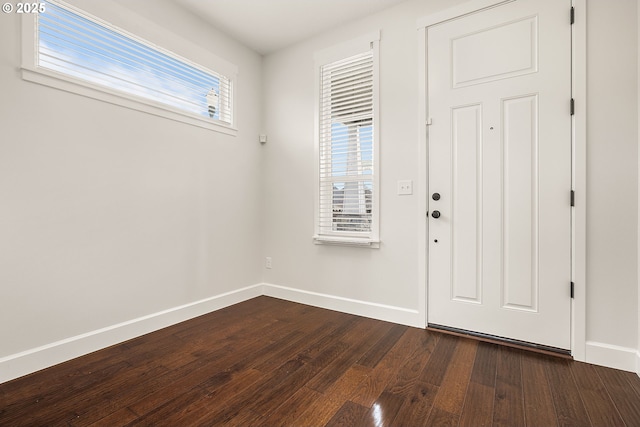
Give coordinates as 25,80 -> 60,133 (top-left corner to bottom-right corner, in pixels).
265,257 -> 272,269
397,180 -> 413,195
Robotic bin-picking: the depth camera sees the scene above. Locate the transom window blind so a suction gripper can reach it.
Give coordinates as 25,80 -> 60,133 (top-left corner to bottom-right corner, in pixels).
36,0 -> 233,124
318,50 -> 375,237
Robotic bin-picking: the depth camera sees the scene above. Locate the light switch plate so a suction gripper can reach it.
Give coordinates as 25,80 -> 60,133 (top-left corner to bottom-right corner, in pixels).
398,180 -> 413,195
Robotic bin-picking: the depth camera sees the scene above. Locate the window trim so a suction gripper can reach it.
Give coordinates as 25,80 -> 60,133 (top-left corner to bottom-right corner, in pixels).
313,31 -> 381,248
21,0 -> 238,135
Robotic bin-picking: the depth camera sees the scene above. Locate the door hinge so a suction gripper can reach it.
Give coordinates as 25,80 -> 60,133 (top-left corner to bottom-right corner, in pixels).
570,190 -> 575,207
570,98 -> 575,115
570,7 -> 575,25
570,282 -> 575,298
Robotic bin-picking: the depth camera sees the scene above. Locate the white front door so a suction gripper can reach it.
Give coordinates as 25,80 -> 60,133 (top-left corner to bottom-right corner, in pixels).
427,0 -> 572,350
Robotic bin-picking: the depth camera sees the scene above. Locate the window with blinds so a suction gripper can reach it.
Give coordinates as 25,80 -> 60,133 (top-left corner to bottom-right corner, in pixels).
33,0 -> 233,126
316,43 -> 379,245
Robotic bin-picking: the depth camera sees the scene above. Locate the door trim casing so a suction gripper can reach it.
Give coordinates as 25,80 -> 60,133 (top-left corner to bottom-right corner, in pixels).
416,0 -> 587,361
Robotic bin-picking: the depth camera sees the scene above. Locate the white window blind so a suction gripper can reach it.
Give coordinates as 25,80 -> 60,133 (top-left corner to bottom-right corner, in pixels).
317,49 -> 377,242
35,0 -> 233,125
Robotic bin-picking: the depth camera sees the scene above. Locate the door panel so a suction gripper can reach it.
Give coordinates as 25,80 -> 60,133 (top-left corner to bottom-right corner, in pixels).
427,0 -> 571,350
451,104 -> 482,304
452,16 -> 538,88
502,94 -> 538,312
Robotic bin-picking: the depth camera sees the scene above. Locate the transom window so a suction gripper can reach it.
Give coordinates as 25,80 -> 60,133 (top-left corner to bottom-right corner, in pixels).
22,0 -> 236,132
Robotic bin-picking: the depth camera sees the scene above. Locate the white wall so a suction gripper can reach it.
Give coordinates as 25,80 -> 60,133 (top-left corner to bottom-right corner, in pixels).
585,0 -> 638,370
261,0 -> 466,325
263,0 -> 640,370
0,0 -> 263,376
638,0 -> 640,376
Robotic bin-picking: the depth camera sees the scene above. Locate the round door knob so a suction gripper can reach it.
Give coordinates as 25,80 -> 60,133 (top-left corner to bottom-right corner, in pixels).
432,193 -> 441,201
431,210 -> 441,219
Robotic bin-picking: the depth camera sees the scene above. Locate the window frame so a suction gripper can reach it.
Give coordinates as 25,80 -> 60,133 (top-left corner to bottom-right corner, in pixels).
313,31 -> 381,248
21,0 -> 238,135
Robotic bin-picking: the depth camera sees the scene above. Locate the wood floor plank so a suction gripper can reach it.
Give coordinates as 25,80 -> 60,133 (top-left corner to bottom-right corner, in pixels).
0,343 -> 129,410
304,316 -> 364,354
250,341 -> 350,412
469,341 -> 498,387
459,382 -> 495,427
0,343 -> 131,417
419,333 -> 459,387
197,357 -> 308,424
459,342 -> 498,427
202,368 -> 265,402
233,329 -> 306,371
126,297 -> 276,350
626,369 -> 640,397
156,368 -> 265,427
325,401 -> 372,427
66,365 -> 170,427
493,347 -> 525,427
125,343 -> 239,416
384,328 -> 439,398
595,364 -> 640,427
238,309 -> 349,375
3,297 -> 640,427
521,352 -> 558,427
426,407 -> 460,427
198,338 -> 350,426
295,365 -> 372,427
545,357 -> 591,427
357,324 -> 407,368
187,358 -> 307,426
350,327 -> 433,407
86,407 -> 138,427
125,315 -> 298,417
364,390 -> 408,427
306,319 -> 396,393
425,338 -> 477,426
260,386 -> 323,427
226,409 -> 265,427
58,340 -> 192,423
125,386 -> 211,427
0,360 -> 132,427
571,361 -> 624,427
389,381 -> 439,427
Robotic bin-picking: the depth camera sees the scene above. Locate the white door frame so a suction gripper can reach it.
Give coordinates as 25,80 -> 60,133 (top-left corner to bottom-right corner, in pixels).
416,0 -> 587,361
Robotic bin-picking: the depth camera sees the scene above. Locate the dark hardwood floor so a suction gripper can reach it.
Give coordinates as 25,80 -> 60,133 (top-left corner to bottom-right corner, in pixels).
1,296 -> 640,426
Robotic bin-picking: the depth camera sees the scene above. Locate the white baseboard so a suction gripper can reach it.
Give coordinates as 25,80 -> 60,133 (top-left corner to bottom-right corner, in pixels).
262,283 -> 422,328
0,284 -> 263,384
585,341 -> 638,373
0,282 -> 422,385
13,282 -> 637,384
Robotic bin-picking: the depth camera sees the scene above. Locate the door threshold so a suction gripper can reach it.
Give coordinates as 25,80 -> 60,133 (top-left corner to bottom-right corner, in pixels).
427,324 -> 572,359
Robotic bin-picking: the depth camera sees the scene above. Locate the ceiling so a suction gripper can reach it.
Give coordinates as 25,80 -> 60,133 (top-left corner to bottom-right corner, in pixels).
173,0 -> 408,55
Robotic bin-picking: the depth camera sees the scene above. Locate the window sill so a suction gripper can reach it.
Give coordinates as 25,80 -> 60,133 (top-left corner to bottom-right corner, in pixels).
313,235 -> 380,248
21,67 -> 238,136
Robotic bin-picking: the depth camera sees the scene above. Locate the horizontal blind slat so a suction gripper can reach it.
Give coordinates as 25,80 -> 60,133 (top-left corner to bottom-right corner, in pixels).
38,35 -> 232,99
318,43 -> 375,236
37,0 -> 233,124
38,52 -> 214,110
38,7 -> 228,87
38,22 -> 226,90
